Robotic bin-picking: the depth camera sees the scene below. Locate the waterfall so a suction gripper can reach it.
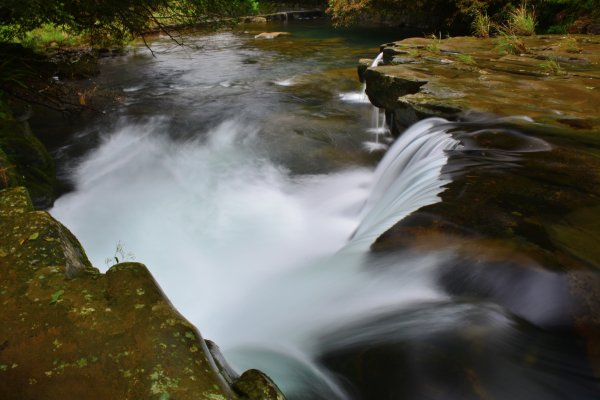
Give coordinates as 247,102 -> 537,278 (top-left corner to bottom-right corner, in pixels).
50,117 -> 458,399
350,118 -> 458,249
360,52 -> 390,152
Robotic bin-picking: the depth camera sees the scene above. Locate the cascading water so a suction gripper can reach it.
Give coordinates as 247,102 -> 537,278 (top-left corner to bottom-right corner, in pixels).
340,52 -> 390,152
44,25 -> 600,400
50,114 -> 458,399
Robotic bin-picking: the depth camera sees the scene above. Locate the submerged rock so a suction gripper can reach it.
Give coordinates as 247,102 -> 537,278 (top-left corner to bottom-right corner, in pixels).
0,186 -> 285,399
254,32 -> 292,39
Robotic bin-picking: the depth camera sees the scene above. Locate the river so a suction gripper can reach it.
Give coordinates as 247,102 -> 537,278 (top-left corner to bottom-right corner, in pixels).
48,20 -> 600,399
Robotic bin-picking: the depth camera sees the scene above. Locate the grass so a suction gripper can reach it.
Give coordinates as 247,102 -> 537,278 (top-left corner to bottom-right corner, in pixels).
457,53 -> 476,65
496,31 -> 527,55
425,33 -> 442,53
539,59 -> 566,76
557,36 -> 581,53
506,4 -> 536,36
471,11 -> 491,38
18,24 -> 87,52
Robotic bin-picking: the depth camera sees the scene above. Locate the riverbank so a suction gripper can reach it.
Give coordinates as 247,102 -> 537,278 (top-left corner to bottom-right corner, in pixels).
360,35 -> 600,135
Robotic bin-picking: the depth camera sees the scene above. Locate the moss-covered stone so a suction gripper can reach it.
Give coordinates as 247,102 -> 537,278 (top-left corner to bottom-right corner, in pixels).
0,187 -> 284,400
363,35 -> 600,136
233,369 -> 286,400
0,98 -> 57,208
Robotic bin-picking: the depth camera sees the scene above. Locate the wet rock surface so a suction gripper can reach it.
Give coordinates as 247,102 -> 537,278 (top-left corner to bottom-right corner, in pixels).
0,186 -> 284,399
361,35 -> 600,135
0,99 -> 57,209
360,35 -> 600,395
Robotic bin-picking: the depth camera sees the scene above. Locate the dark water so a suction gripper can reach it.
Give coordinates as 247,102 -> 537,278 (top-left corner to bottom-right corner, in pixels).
46,20 -> 600,400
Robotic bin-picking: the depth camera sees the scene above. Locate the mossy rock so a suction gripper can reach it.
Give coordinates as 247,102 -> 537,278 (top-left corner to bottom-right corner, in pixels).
0,186 -> 285,400
233,369 -> 285,400
363,35 -> 600,135
0,98 -> 57,208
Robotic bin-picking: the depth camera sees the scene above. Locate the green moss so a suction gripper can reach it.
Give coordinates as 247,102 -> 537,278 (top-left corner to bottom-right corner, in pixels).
0,97 -> 57,208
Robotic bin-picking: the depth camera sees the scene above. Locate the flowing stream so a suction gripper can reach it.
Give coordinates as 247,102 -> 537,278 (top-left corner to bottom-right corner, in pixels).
48,21 -> 600,399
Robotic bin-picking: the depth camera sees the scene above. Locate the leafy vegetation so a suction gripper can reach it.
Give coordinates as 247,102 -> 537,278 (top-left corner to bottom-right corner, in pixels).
471,10 -> 491,37
557,35 -> 581,53
425,33 -> 442,52
539,59 -> 566,75
0,0 -> 259,47
505,3 -> 536,35
0,0 -> 260,112
456,53 -> 476,64
327,0 -> 600,33
496,31 -> 527,54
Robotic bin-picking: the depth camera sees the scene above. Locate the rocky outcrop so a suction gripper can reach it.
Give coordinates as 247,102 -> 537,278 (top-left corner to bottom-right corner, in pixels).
0,186 -> 285,399
360,34 -> 600,380
360,35 -> 600,136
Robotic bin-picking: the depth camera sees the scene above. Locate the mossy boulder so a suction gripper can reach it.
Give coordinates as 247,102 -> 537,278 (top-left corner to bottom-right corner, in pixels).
233,369 -> 286,400
0,186 -> 285,400
0,99 -> 57,208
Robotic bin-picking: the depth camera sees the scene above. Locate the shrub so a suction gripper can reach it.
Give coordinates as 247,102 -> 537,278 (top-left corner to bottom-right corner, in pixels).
539,59 -> 565,75
496,31 -> 527,54
506,3 -> 536,35
471,10 -> 491,37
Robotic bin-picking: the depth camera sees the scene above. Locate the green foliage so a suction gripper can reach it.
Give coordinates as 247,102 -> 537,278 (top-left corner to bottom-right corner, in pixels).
425,33 -> 442,52
457,53 -> 476,64
496,31 -> 527,54
506,3 -> 536,35
50,289 -> 64,304
471,10 -> 491,37
18,24 -> 85,52
557,35 -> 581,53
0,0 -> 259,47
327,0 -> 594,33
539,59 -> 565,75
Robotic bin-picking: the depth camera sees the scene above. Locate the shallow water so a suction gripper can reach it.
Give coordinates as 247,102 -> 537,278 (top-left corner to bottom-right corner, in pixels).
49,21 -> 600,399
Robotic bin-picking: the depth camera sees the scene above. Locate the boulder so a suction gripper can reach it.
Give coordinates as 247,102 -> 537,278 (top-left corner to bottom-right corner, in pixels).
243,16 -> 267,24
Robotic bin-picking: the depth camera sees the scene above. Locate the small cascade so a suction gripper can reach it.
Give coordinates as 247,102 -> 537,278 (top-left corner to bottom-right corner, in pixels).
349,117 -> 459,250
362,52 -> 390,152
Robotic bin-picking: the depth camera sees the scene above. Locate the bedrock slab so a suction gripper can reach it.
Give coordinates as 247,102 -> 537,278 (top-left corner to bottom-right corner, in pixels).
360,35 -> 600,135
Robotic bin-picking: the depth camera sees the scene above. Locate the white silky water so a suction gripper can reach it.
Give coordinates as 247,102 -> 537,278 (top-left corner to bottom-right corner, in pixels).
339,52 -> 390,152
50,116 -> 458,398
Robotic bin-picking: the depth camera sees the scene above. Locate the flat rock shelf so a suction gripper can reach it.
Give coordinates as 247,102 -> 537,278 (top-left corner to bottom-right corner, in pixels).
359,35 -> 600,135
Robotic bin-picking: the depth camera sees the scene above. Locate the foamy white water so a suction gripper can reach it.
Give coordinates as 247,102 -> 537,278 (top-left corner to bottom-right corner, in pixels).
51,117 -> 457,398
